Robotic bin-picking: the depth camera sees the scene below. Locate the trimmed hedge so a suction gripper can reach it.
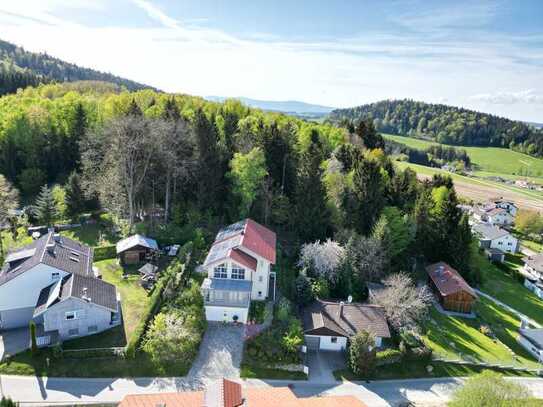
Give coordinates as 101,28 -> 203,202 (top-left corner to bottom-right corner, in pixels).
376,349 -> 402,366
93,245 -> 117,261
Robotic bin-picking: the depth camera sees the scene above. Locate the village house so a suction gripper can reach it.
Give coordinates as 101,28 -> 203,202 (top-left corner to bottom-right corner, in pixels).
486,207 -> 514,226
0,232 -> 120,343
493,198 -> 518,216
119,378 -> 367,407
200,219 -> 276,324
116,234 -> 158,265
426,262 -> 477,314
518,319 -> 543,362
302,299 -> 391,351
472,223 -> 519,258
522,253 -> 543,299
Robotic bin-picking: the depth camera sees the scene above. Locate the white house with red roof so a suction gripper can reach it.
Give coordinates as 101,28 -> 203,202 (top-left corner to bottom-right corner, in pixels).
200,219 -> 276,324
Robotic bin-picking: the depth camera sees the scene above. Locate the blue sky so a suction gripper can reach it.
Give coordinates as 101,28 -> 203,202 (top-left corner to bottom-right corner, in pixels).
1,0 -> 542,121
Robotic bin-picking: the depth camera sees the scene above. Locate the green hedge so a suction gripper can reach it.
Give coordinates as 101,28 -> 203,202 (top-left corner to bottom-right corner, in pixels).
93,245 -> 117,261
376,349 -> 402,366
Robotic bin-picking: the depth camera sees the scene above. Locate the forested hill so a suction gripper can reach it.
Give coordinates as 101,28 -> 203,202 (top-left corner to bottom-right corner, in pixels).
328,99 -> 543,157
0,39 -> 154,96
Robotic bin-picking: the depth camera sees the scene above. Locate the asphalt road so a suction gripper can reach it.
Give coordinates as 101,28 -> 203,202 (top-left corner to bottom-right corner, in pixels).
2,375 -> 543,406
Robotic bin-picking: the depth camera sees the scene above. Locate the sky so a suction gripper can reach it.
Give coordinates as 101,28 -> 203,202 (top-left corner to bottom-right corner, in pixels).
0,0 -> 542,121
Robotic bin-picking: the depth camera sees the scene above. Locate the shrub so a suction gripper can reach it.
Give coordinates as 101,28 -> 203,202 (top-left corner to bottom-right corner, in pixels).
0,396 -> 17,407
406,346 -> 433,362
295,273 -> 314,305
348,330 -> 376,377
249,301 -> 266,324
376,349 -> 402,366
311,278 -> 330,299
29,320 -> 38,356
93,245 -> 117,261
282,318 -> 304,353
276,297 -> 292,322
479,325 -> 491,336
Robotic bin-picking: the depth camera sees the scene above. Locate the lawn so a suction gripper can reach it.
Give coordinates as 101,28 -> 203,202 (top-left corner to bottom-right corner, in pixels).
334,361 -> 538,381
90,259 -> 150,345
61,221 -> 119,247
384,133 -> 543,179
240,364 -> 307,380
474,245 -> 543,326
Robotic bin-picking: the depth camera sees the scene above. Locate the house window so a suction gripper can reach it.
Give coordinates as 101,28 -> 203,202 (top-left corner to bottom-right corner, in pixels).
88,325 -> 98,333
507,242 -> 512,246
258,275 -> 263,282
68,328 -> 79,336
214,264 -> 227,279
498,241 -> 502,245
65,311 -> 78,320
231,266 -> 245,280
52,272 -> 60,280
331,337 -> 338,343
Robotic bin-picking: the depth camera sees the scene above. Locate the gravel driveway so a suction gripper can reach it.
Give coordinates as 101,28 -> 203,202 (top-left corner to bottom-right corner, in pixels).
188,322 -> 244,383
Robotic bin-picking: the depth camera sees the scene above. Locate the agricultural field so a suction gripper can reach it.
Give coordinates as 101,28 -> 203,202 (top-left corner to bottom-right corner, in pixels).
384,133 -> 543,179
394,161 -> 543,211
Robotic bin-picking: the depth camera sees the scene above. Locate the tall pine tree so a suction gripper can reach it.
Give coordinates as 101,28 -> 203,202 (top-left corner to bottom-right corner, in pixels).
33,185 -> 58,226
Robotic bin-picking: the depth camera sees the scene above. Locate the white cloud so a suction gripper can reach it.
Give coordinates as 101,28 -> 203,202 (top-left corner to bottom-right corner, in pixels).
470,90 -> 543,105
0,0 -> 541,121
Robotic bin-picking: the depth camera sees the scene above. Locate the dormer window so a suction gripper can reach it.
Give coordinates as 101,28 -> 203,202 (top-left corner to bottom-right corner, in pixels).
214,263 -> 227,279
231,266 -> 245,280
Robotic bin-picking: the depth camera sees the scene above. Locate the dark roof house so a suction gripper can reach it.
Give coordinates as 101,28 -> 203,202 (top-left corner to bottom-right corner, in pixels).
302,299 -> 391,339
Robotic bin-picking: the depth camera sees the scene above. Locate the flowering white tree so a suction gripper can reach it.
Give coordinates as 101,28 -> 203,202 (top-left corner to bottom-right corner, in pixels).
298,239 -> 345,282
370,272 -> 432,331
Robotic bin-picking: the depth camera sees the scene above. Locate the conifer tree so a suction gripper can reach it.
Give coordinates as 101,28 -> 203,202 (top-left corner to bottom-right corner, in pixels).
33,185 -> 59,226
65,171 -> 85,217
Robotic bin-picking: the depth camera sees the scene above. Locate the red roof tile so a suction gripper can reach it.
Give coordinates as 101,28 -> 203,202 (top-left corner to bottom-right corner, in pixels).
426,262 -> 477,298
228,248 -> 257,271
222,379 -> 243,407
240,219 -> 276,264
118,391 -> 204,407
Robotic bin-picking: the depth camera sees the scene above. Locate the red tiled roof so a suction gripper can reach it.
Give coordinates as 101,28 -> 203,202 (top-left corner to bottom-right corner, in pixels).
298,396 -> 367,407
118,391 -> 204,407
426,262 -> 477,298
228,248 -> 257,271
241,219 -> 276,264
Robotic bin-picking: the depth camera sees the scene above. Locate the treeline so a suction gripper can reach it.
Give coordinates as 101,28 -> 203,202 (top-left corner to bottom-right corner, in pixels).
0,38 -> 153,95
328,99 -> 543,157
385,139 -> 471,169
0,83 -> 476,301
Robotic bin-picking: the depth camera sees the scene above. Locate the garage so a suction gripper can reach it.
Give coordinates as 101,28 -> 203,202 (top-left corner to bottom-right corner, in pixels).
304,335 -> 321,351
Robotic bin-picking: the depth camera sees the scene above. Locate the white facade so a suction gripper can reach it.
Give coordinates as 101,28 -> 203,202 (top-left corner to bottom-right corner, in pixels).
205,305 -> 249,324
488,233 -> 519,253
0,264 -> 69,329
487,211 -> 514,226
304,334 -> 382,352
518,334 -> 543,362
525,279 -> 543,300
41,297 -> 120,341
496,201 -> 518,217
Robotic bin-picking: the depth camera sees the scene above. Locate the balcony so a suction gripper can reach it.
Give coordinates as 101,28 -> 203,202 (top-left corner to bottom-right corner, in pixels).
201,278 -> 252,308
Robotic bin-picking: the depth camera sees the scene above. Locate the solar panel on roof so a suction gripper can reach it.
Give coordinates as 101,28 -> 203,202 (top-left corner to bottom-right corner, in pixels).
204,235 -> 241,265
215,220 -> 246,242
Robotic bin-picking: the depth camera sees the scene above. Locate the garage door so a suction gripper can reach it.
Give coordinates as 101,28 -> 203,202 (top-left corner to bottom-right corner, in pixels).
305,335 -> 320,351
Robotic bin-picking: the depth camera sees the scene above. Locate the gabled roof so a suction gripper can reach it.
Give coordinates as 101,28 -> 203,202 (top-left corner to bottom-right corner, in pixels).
302,299 -> 391,339
116,234 -> 158,254
487,207 -> 509,216
204,219 -> 276,268
119,378 -> 367,407
426,262 -> 477,298
472,223 -> 510,240
34,273 -> 118,316
0,232 -> 93,287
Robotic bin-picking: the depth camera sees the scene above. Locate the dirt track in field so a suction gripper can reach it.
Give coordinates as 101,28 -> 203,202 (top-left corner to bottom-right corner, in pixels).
416,173 -> 543,212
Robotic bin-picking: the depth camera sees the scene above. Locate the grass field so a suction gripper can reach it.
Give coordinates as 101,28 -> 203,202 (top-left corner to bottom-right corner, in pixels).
384,134 -> 543,179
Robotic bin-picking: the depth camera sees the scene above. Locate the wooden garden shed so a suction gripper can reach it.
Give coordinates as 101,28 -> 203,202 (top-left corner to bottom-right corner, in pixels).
116,234 -> 158,265
426,262 -> 477,314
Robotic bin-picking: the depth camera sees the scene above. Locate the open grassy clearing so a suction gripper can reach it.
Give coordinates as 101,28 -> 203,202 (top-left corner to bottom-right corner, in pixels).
384,133 -> 543,178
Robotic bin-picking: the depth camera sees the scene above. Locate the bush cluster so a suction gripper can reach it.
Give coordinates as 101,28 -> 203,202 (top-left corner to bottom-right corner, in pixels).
93,245 -> 117,261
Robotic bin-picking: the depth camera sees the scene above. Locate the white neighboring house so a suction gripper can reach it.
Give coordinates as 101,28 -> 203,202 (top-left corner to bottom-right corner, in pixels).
472,223 -> 519,255
486,207 -> 514,226
493,199 -> 518,217
200,219 -> 276,324
522,253 -> 543,300
0,232 -> 120,344
518,319 -> 543,362
302,299 -> 391,352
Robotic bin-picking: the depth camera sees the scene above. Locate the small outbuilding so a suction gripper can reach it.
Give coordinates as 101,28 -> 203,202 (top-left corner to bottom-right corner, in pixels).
116,234 -> 158,265
426,262 -> 477,314
302,299 -> 391,351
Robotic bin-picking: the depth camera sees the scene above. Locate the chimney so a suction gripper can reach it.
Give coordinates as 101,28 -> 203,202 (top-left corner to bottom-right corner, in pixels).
82,287 -> 91,302
46,242 -> 55,254
339,301 -> 345,318
53,233 -> 61,243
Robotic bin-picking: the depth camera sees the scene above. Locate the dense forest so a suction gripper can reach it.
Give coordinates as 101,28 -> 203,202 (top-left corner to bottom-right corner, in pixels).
0,81 -> 476,304
328,99 -> 543,157
0,39 -> 153,96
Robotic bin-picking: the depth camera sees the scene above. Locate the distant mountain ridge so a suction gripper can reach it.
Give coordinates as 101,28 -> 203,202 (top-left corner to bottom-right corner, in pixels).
328,99 -> 543,158
0,38 -> 155,96
206,96 -> 336,115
